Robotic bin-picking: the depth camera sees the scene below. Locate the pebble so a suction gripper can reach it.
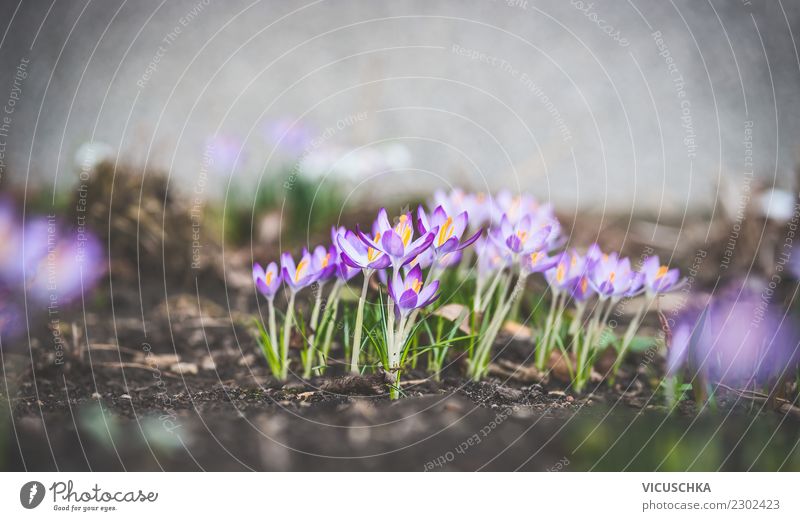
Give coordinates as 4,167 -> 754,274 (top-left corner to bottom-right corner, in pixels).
91,392 -> 101,400
119,394 -> 132,400
170,362 -> 199,375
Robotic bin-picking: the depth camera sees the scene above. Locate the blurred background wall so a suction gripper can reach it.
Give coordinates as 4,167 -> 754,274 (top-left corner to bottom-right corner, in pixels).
0,0 -> 798,216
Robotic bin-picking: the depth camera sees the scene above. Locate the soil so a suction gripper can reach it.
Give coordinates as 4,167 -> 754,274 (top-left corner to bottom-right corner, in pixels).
3,297 -> 798,471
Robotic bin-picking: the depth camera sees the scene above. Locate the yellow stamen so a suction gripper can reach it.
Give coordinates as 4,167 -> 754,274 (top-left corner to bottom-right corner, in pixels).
321,253 -> 331,268
395,215 -> 412,246
609,271 -> 616,283
295,259 -> 308,282
411,278 -> 422,293
556,264 -> 565,283
367,232 -> 381,261
580,277 -> 588,294
656,265 -> 668,279
516,230 -> 528,244
265,271 -> 273,285
437,216 -> 454,246
529,251 -> 541,265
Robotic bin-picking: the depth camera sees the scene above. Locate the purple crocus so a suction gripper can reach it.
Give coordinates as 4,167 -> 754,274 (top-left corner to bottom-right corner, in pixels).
667,291 -> 799,387
521,249 -> 559,274
337,229 -> 391,270
253,262 -> 281,299
641,255 -> 682,295
26,227 -> 106,305
545,251 -> 588,292
475,237 -> 512,282
330,226 -> 359,281
417,205 -> 481,256
280,249 -> 318,292
588,253 -> 643,300
358,209 -> 434,271
310,244 -> 337,283
489,213 -> 552,256
431,189 -> 492,230
387,264 -> 440,318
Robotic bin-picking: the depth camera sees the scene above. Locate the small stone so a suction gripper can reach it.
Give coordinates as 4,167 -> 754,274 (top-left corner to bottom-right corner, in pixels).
91,392 -> 101,400
170,362 -> 199,375
566,395 -> 575,402
119,394 -> 132,400
201,356 -> 216,371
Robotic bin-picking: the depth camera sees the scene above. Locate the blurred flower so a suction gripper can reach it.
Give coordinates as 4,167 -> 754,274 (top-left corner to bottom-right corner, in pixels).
521,249 -> 558,274
475,237 -> 512,281
417,205 -> 481,256
206,134 -> 245,173
641,256 -> 682,296
588,253 -> 642,299
489,213 -> 551,256
387,264 -> 439,318
545,250 -> 589,292
264,118 -> 314,156
0,200 -> 21,280
253,262 -> 281,299
26,225 -> 106,305
667,291 -> 799,386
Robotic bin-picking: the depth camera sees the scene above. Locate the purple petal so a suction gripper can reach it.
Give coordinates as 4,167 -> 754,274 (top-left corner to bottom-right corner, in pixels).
381,230 -> 405,257
398,289 -> 419,311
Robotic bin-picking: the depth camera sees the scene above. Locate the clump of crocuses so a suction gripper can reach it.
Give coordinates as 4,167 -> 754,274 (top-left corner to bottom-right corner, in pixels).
253,189 -> 688,399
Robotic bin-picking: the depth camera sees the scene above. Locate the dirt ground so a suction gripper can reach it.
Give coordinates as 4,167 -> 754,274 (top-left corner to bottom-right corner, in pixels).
3,298 -> 799,471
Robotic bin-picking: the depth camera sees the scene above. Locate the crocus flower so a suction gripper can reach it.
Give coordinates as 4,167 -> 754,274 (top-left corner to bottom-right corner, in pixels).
310,244 -> 337,283
475,237 -> 512,282
588,253 -> 643,299
264,118 -> 314,156
280,249 -> 318,292
330,227 -> 359,281
26,227 -> 106,305
253,262 -> 281,299
417,205 -> 481,256
337,229 -> 390,270
521,249 -> 559,274
545,251 -> 588,292
641,255 -> 682,295
387,264 -> 440,318
432,189 -> 492,230
489,213 -> 551,256
667,291 -> 799,386
491,191 -> 540,225
0,201 -> 21,280
358,209 -> 434,271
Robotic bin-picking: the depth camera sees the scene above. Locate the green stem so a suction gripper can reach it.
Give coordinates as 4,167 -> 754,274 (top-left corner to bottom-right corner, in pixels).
267,298 -> 278,360
470,271 -> 527,380
318,283 -> 342,373
609,298 -> 649,384
536,290 -> 561,370
281,292 -> 296,380
303,283 -> 326,378
350,270 -> 372,374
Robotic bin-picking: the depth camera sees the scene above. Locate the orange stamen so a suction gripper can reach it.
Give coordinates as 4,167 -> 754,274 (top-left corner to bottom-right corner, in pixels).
438,216 -> 454,246
656,266 -> 668,279
367,232 -> 381,261
295,259 -> 308,282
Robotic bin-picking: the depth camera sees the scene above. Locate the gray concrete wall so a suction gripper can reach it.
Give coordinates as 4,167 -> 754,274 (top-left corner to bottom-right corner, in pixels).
1,0 -> 799,216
